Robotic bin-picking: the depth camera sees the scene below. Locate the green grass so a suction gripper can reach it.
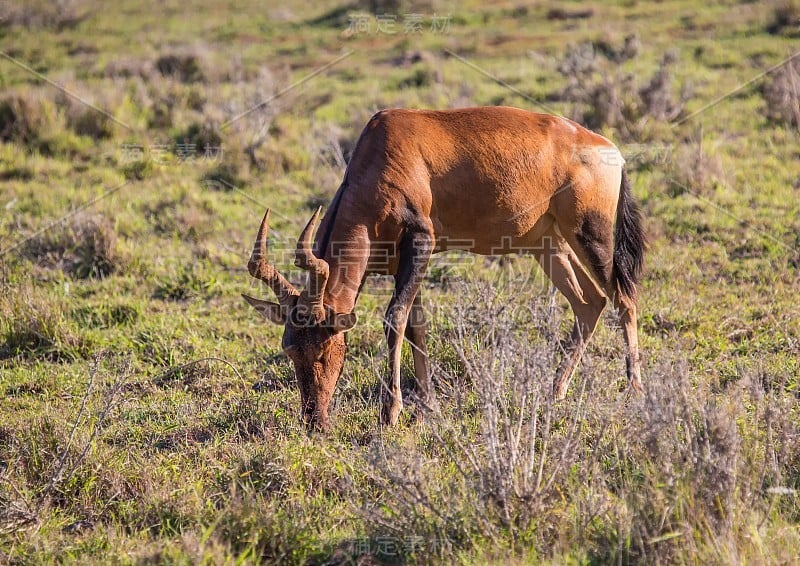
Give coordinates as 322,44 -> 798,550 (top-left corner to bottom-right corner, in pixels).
2,0 -> 800,563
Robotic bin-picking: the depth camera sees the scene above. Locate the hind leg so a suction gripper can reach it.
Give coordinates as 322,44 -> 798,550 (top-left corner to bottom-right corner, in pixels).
560,214 -> 643,394
535,228 -> 608,399
612,292 -> 643,394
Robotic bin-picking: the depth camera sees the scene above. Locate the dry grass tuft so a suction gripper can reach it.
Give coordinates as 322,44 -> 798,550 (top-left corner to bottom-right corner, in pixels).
667,132 -> 727,196
155,47 -> 211,84
0,0 -> 88,30
768,0 -> 800,34
20,212 -> 120,279
546,7 -> 595,20
143,194 -> 216,241
0,288 -> 91,361
103,57 -> 154,80
761,57 -> 800,129
173,122 -> 223,155
0,94 -> 51,147
0,91 -> 100,154
59,95 -> 116,139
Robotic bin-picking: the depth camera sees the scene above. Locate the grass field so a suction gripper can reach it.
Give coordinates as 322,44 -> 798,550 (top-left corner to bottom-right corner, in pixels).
1,0 -> 800,563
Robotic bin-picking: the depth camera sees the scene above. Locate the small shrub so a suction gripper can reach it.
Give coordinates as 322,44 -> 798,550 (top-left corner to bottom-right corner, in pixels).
306,122 -> 349,192
0,93 -> 93,157
121,158 -> 154,181
146,93 -> 177,130
768,0 -> 800,34
155,53 -> 205,83
201,160 -> 246,190
667,135 -> 726,196
546,6 -> 594,20
172,122 -> 223,156
396,66 -> 441,89
0,95 -> 49,146
65,103 -> 115,139
0,0 -> 87,30
212,67 -> 285,172
0,166 -> 34,181
356,0 -> 404,12
639,50 -> 685,121
35,129 -> 93,159
103,57 -> 154,79
557,47 -> 691,140
594,34 -> 640,63
761,57 -> 800,128
360,284 -> 567,558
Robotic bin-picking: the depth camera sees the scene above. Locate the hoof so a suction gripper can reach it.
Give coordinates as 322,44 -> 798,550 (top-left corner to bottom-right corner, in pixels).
303,409 -> 331,434
628,379 -> 644,397
305,418 -> 331,435
380,402 -> 403,427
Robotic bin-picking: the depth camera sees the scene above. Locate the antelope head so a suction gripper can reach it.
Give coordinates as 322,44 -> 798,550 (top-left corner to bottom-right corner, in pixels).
242,208 -> 357,432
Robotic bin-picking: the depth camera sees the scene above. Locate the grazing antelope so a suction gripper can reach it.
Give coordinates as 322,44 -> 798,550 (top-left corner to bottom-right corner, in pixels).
243,106 -> 645,431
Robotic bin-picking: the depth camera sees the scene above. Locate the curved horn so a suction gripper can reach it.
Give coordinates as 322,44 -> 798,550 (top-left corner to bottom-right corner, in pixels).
294,206 -> 330,320
247,208 -> 298,307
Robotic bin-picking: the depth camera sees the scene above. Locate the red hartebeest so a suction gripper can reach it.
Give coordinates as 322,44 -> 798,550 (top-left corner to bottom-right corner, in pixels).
243,106 -> 645,431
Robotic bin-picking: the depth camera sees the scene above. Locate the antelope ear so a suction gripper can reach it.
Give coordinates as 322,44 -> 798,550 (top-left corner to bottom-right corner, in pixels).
242,294 -> 285,325
327,310 -> 357,333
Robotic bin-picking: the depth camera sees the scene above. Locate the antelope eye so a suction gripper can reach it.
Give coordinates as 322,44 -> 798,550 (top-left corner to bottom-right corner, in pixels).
288,305 -> 315,327
281,331 -> 297,353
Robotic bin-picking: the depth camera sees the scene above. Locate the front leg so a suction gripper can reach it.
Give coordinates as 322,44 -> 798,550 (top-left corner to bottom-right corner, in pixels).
381,230 -> 433,426
382,298 -> 408,426
405,292 -> 436,416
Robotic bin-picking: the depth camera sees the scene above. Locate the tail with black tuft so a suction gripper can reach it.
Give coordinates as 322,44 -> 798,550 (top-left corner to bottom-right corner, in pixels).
612,167 -> 646,301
